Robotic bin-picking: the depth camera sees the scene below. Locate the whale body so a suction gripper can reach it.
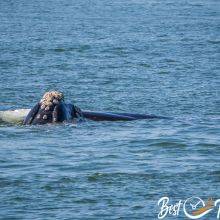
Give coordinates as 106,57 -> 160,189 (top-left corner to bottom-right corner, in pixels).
0,91 -> 168,125
0,109 -> 166,124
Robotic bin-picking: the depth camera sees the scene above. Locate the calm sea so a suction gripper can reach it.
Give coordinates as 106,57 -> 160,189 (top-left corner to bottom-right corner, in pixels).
0,0 -> 219,219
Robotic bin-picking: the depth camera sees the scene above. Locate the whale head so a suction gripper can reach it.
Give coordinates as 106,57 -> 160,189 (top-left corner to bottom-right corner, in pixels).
23,91 -> 65,125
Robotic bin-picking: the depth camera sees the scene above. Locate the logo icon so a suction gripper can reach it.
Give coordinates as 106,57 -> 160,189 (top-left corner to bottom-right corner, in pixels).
183,197 -> 214,219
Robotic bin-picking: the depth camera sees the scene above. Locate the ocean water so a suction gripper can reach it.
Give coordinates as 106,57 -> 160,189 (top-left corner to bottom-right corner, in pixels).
0,0 -> 219,219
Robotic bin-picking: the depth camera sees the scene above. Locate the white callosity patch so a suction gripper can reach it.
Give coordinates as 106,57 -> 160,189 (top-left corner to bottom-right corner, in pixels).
42,115 -> 48,120
40,91 -> 64,108
39,91 -> 64,120
45,106 -> 50,111
37,91 -> 64,120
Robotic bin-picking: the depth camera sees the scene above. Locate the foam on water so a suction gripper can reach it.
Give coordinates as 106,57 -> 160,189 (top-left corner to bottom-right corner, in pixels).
0,109 -> 30,124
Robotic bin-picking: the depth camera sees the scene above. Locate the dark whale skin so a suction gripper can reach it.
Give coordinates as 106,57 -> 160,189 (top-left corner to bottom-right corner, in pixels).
23,102 -> 76,125
23,103 -> 169,125
81,111 -> 169,121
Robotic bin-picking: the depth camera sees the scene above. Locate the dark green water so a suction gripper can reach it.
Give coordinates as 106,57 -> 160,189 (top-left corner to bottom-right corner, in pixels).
0,0 -> 219,219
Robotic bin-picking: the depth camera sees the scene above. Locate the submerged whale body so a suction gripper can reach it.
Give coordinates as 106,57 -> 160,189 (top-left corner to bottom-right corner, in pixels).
21,91 -> 167,125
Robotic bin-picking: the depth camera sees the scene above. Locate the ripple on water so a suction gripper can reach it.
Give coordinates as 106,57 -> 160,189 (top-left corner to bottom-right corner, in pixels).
0,0 -> 219,219
207,39 -> 220,44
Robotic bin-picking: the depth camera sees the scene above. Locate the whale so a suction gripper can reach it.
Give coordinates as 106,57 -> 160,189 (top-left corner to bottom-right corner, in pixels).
23,91 -> 84,125
0,91 -> 168,125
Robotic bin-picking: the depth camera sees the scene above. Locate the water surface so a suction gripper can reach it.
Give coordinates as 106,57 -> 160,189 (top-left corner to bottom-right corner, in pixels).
0,0 -> 219,219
